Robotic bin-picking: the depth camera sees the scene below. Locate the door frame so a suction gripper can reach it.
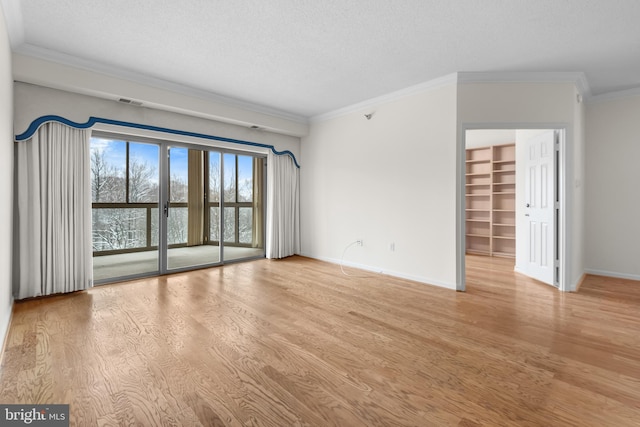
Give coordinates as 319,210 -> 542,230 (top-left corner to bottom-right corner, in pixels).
160,141 -> 267,274
457,123 -> 569,292
160,142 -> 226,274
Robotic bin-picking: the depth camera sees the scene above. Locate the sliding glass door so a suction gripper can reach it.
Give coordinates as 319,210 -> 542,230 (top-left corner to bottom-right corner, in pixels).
91,135 -> 265,283
166,146 -> 221,269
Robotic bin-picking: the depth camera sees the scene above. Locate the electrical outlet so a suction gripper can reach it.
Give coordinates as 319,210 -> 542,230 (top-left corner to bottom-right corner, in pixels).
389,242 -> 395,252
356,239 -> 363,246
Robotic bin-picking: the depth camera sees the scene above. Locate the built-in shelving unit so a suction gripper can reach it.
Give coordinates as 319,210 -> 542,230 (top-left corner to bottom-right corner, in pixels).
465,143 -> 515,257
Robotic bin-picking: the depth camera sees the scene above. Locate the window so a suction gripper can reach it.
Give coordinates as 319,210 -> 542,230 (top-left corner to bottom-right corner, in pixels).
219,154 -> 256,246
91,137 -> 159,253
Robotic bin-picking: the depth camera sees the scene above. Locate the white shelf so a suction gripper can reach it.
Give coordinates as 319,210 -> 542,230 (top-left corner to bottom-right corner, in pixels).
465,143 -> 516,257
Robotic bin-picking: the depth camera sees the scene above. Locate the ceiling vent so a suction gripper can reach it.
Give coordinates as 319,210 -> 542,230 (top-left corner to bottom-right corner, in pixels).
118,98 -> 143,107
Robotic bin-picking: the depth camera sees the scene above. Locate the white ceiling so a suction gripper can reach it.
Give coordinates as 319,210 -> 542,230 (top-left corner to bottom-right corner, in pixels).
2,0 -> 640,119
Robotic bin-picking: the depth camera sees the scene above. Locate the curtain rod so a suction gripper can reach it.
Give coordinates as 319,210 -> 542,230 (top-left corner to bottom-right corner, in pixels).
15,115 -> 301,168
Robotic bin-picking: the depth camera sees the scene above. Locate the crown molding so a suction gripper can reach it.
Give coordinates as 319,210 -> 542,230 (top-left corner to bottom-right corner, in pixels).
311,71 -> 597,123
586,87 -> 640,104
13,44 -> 309,126
310,73 -> 458,123
458,71 -> 591,96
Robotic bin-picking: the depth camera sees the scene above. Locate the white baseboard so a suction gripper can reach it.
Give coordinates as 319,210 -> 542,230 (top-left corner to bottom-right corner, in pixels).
571,273 -> 587,292
584,268 -> 640,282
298,253 -> 457,290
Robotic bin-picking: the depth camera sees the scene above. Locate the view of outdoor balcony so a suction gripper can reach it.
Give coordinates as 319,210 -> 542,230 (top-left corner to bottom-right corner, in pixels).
91,137 -> 264,282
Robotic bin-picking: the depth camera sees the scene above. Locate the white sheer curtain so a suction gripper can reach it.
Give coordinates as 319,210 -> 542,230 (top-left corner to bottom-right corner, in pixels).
266,152 -> 300,259
14,122 -> 93,299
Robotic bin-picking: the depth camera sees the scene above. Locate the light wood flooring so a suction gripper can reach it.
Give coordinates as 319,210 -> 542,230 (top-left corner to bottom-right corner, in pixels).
1,255 -> 639,426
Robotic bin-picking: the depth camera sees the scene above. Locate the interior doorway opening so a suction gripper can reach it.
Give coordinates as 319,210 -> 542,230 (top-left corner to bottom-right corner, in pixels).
463,128 -> 562,290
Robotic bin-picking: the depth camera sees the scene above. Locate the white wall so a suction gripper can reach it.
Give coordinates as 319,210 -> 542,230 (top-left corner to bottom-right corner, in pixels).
0,4 -> 14,352
301,84 -> 458,289
573,87 -> 586,286
457,82 -> 584,291
585,95 -> 640,280
465,129 -> 516,149
14,83 -> 301,160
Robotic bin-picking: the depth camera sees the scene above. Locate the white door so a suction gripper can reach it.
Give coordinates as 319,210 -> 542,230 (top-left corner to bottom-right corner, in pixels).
522,130 -> 556,286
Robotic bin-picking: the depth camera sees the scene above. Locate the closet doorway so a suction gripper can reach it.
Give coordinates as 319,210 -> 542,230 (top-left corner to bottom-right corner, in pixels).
464,129 -> 560,288
90,134 -> 266,283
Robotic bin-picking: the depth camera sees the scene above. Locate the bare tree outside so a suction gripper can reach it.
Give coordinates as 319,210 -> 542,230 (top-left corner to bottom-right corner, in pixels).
91,140 -> 159,252
168,173 -> 188,245
91,149 -> 124,203
209,154 -> 221,241
129,158 -> 158,203
91,139 -> 260,254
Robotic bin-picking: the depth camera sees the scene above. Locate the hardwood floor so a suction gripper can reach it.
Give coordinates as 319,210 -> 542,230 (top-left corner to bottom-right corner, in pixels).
1,255 -> 639,426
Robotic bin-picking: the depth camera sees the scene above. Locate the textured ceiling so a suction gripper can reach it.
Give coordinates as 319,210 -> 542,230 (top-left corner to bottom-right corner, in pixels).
3,0 -> 640,118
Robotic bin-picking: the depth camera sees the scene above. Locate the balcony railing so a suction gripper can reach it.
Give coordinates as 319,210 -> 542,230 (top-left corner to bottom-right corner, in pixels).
92,202 -> 255,256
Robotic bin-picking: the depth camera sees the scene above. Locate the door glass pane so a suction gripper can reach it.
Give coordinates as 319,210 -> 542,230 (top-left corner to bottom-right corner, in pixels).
169,147 -> 188,203
239,207 -> 252,244
151,207 -> 159,247
91,138 -> 159,282
167,207 -> 188,245
92,208 -> 148,251
91,138 -> 126,203
168,147 -> 220,269
224,207 -> 236,243
129,143 -> 159,203
209,206 -> 220,241
237,155 -> 253,202
223,153 -> 236,203
208,152 -> 221,244
209,152 -> 221,203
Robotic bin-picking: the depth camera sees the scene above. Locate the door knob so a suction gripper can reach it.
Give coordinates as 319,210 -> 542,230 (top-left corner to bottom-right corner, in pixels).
526,203 -> 530,207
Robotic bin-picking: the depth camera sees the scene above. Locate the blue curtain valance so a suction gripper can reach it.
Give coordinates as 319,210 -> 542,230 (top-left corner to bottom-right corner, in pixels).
15,115 -> 300,168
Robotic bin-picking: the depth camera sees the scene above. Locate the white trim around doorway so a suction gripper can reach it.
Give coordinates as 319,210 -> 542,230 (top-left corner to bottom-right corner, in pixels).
457,123 -> 571,292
